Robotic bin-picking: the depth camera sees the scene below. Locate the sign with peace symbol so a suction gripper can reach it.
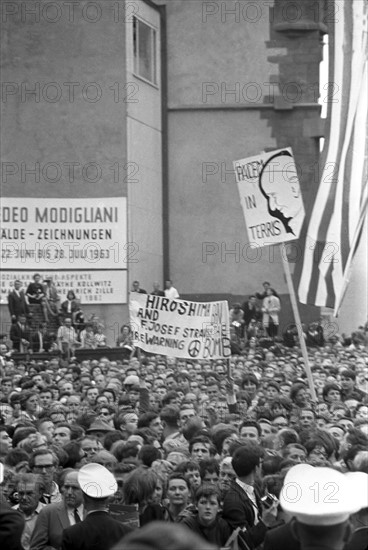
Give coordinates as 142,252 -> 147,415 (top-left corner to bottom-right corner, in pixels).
188,339 -> 201,357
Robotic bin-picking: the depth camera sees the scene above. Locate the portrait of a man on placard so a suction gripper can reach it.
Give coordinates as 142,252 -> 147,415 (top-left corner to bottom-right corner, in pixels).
259,149 -> 304,237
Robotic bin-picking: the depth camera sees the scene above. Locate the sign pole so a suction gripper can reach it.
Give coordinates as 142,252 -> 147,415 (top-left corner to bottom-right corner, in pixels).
280,244 -> 317,403
227,357 -> 232,381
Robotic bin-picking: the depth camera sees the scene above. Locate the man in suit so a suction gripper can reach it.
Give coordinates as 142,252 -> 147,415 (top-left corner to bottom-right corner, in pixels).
222,442 -> 278,549
61,463 -> 131,550
10,314 -> 31,352
8,280 -> 29,321
30,470 -> 84,550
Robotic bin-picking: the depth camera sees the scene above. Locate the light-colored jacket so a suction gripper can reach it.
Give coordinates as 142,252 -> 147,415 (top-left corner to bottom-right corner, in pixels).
262,295 -> 281,325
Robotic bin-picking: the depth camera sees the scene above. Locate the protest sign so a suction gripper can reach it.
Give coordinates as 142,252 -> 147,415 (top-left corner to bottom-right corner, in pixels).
129,294 -> 231,359
233,147 -> 305,247
233,147 -> 315,401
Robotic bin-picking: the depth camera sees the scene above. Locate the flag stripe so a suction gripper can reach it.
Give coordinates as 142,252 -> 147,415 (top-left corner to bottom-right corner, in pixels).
305,5 -> 346,305
296,0 -> 368,310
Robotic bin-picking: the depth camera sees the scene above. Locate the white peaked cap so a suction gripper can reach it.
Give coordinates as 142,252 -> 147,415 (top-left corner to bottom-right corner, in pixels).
280,464 -> 368,526
77,463 -> 117,498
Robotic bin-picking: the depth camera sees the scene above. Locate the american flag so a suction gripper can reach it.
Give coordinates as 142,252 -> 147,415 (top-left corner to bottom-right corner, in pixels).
296,0 -> 368,316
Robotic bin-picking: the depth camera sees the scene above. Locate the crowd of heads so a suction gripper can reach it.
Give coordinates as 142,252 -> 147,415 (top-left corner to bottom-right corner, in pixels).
0,317 -> 368,547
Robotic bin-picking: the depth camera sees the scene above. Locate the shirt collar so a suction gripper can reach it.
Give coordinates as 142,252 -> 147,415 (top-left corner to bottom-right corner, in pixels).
15,501 -> 44,518
236,478 -> 255,497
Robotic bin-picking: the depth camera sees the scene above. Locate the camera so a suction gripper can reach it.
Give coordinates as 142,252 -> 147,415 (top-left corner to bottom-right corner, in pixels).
261,493 -> 278,508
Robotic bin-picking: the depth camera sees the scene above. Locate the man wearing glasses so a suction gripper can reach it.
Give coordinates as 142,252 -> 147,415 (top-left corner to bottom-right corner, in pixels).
30,450 -> 62,504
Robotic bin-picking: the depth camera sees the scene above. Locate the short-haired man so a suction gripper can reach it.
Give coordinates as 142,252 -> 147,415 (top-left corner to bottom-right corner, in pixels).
299,408 -> 316,430
283,443 -> 307,464
53,424 -> 72,447
30,450 -> 61,504
39,389 -> 54,410
80,436 -> 101,461
61,464 -> 130,550
161,405 -> 182,442
30,470 -> 84,550
222,442 -> 278,549
239,420 -> 262,443
340,369 -> 365,401
13,473 -> 46,550
189,436 -> 214,462
137,412 -> 163,439
8,279 -> 30,320
10,314 -> 31,352
180,485 -> 232,547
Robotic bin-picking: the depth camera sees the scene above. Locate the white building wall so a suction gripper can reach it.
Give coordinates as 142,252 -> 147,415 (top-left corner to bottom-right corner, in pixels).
125,1 -> 164,294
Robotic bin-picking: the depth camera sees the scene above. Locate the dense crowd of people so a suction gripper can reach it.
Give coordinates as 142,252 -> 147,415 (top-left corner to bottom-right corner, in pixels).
1,277 -> 368,549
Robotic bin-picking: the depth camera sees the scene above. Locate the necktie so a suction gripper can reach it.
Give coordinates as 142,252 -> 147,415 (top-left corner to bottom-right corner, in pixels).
74,509 -> 82,523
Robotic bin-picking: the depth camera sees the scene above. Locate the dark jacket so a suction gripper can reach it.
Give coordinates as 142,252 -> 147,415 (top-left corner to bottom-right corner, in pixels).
264,520 -> 368,550
10,322 -> 31,351
222,480 -> 267,549
263,521 -> 300,550
0,503 -> 25,550
241,301 -> 260,326
61,511 -> 130,550
180,512 -> 232,547
7,290 -> 29,319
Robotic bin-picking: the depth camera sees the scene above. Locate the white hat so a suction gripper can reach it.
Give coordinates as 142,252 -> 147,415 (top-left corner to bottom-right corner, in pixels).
77,463 -> 117,498
124,375 -> 139,386
280,464 -> 368,526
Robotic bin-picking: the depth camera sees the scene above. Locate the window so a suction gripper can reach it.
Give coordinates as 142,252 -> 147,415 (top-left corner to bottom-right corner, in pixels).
133,16 -> 157,86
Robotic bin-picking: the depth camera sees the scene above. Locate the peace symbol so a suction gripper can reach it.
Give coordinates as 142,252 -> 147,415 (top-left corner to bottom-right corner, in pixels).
188,340 -> 201,358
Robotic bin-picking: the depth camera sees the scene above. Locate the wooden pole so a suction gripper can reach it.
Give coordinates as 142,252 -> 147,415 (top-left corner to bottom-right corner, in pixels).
280,244 -> 317,403
227,357 -> 232,381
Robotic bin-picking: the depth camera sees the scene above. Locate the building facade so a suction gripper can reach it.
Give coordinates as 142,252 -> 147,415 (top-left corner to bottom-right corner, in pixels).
1,0 -> 364,344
